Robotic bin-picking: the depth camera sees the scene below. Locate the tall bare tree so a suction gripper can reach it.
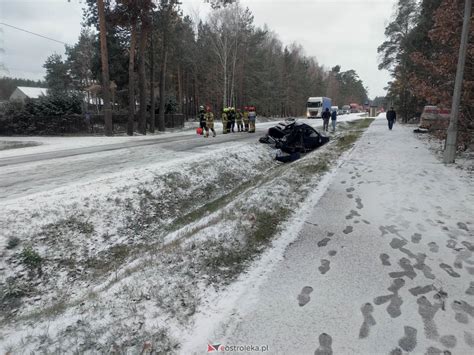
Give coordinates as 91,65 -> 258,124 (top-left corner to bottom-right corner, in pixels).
207,2 -> 249,107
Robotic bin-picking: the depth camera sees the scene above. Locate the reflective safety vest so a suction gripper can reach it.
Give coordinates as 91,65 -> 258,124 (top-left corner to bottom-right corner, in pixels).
205,112 -> 214,123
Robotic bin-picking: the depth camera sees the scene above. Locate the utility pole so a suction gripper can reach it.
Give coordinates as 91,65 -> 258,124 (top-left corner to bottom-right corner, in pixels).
444,0 -> 471,163
97,0 -> 113,136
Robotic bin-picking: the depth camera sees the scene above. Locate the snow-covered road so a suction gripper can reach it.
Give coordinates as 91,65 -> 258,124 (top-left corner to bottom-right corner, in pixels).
0,115 -> 362,202
184,116 -> 474,354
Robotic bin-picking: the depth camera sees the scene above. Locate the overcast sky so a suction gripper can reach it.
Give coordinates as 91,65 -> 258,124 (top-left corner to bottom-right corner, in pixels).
0,0 -> 396,98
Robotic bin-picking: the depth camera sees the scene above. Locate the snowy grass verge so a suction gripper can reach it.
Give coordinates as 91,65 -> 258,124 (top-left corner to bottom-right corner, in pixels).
0,141 -> 41,151
0,119 -> 373,353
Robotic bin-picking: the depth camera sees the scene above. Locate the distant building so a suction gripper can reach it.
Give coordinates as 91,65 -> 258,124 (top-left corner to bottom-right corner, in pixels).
9,86 -> 48,102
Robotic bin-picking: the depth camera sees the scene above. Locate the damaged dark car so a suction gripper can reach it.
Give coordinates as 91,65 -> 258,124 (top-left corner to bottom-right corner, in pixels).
259,120 -> 329,162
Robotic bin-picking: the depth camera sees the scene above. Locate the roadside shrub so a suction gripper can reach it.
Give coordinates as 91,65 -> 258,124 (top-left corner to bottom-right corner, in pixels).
0,276 -> 30,313
0,91 -> 85,135
20,246 -> 43,270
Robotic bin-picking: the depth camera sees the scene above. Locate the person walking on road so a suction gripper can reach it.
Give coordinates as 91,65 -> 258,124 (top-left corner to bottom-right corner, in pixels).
387,107 -> 396,130
205,107 -> 216,138
322,107 -> 330,132
331,109 -> 337,132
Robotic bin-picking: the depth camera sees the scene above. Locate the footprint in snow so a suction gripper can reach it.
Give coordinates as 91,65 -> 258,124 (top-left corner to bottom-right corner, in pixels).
457,222 -> 469,231
465,332 -> 474,348
317,238 -> 331,247
425,347 -> 451,355
398,326 -> 418,352
466,281 -> 474,295
314,333 -> 333,355
411,233 -> 422,243
346,187 -> 355,193
380,253 -> 391,266
345,210 -> 361,220
297,286 -> 314,307
417,296 -> 441,340
446,240 -> 457,250
343,226 -> 353,234
461,241 -> 474,251
439,335 -> 457,348
409,285 -> 435,296
319,259 -> 330,275
428,242 -> 439,253
359,303 -> 376,339
374,278 -> 405,318
440,263 -> 461,278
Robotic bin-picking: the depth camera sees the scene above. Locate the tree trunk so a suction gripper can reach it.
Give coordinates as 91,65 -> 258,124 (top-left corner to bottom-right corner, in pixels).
158,46 -> 168,132
223,52 -> 227,107
127,24 -> 137,136
137,26 -> 148,135
97,0 -> 113,136
177,64 -> 182,114
150,33 -> 156,133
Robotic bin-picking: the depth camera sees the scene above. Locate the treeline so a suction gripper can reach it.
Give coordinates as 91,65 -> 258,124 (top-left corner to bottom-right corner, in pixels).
0,77 -> 46,100
378,0 -> 473,130
39,0 -> 368,134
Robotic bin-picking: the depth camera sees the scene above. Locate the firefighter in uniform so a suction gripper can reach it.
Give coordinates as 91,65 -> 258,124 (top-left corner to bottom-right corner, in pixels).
229,107 -> 236,133
198,105 -> 206,135
236,108 -> 243,132
243,107 -> 249,131
221,108 -> 228,134
205,106 -> 216,137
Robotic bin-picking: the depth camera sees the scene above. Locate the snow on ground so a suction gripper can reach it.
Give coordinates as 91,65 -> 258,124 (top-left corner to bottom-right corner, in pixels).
182,114 -> 474,354
0,140 -> 276,352
0,114 -> 367,353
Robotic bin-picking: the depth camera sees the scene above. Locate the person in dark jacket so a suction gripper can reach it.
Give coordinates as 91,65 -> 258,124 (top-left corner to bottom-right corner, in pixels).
331,109 -> 337,132
386,107 -> 396,130
198,105 -> 206,135
322,108 -> 331,132
229,107 -> 236,133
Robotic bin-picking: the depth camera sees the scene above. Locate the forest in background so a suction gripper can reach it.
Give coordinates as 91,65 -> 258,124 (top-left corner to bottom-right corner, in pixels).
2,0 -> 369,135
379,0 -> 473,140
